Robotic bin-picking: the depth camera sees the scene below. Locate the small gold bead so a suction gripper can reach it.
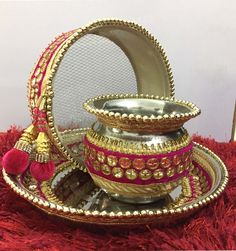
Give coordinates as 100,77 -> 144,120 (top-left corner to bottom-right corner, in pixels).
112,167 -> 124,178
30,92 -> 35,99
139,169 -> 152,180
40,63 -> 47,72
125,169 -> 137,180
153,169 -> 164,179
39,57 -> 46,66
121,113 -> 128,119
97,151 -> 106,163
135,115 -> 142,121
161,157 -> 171,168
43,50 -> 51,60
119,157 -> 131,169
34,67 -> 41,77
107,155 -> 118,167
125,211 -> 131,216
143,115 -> 149,122
36,73 -> 43,83
133,158 -> 145,170
146,158 -> 159,169
31,77 -> 36,87
93,160 -> 100,171
89,148 -> 97,160
101,164 -> 111,175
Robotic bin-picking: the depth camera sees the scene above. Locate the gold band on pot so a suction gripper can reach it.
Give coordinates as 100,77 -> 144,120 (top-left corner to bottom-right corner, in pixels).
86,127 -> 191,155
90,173 -> 183,197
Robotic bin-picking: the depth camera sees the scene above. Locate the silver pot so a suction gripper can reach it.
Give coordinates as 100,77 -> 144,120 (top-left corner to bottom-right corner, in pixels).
83,94 -> 200,203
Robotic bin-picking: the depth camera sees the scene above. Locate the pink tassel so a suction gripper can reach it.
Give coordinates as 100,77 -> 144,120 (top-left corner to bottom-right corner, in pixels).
2,125 -> 36,175
2,148 -> 29,175
29,131 -> 55,182
30,160 -> 55,182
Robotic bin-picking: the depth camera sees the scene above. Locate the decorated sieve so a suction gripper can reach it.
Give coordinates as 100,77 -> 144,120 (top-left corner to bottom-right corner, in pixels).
3,19 -> 175,181
83,94 -> 201,203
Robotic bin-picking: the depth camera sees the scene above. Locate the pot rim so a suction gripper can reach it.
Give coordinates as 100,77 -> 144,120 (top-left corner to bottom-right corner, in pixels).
83,94 -> 200,133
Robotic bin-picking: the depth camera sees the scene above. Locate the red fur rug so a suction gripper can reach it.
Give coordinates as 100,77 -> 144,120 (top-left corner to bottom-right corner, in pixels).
0,127 -> 235,251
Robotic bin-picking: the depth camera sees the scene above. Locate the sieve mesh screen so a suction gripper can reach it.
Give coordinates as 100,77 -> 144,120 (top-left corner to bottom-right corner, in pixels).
52,34 -> 137,131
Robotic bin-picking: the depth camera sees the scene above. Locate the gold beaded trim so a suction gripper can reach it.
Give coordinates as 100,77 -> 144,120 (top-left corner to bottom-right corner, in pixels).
86,127 -> 191,155
27,31 -> 74,110
85,146 -> 193,181
83,94 -> 200,133
192,147 -> 217,187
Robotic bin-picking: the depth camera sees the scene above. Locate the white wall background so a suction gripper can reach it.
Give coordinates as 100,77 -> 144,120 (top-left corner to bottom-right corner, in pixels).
0,0 -> 235,142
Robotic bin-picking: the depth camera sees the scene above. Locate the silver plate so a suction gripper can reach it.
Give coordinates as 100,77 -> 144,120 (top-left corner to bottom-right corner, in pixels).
2,130 -> 228,225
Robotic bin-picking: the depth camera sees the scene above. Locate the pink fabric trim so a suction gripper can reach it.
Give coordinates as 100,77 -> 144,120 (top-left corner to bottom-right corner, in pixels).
86,160 -> 188,185
84,136 -> 193,185
192,161 -> 212,188
31,29 -> 77,97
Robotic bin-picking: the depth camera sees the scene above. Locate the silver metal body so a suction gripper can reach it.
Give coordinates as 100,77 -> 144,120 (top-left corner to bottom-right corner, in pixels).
101,98 -> 191,116
93,122 -> 186,147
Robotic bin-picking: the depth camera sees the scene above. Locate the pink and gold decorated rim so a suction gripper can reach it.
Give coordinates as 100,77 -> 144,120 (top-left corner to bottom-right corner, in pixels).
28,29 -> 77,110
84,136 -> 193,186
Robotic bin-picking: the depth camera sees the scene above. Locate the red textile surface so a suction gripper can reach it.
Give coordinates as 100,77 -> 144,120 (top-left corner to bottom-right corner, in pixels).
0,127 -> 235,251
